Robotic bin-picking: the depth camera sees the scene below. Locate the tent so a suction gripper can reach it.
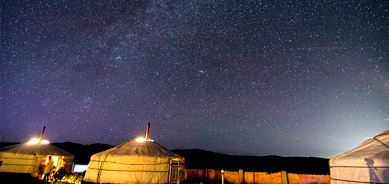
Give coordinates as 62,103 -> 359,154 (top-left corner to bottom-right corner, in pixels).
329,130 -> 389,183
83,138 -> 185,184
0,142 -> 75,177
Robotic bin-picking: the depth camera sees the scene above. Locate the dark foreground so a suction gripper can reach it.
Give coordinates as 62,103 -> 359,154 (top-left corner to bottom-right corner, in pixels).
0,173 -> 84,184
1,173 -> 42,184
0,173 -> 231,184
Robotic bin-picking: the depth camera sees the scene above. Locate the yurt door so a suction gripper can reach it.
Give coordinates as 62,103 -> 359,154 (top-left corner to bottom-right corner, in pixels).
169,159 -> 183,183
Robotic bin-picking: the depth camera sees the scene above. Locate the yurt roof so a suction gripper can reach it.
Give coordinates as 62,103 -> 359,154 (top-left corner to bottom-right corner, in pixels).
93,139 -> 183,159
376,129 -> 389,137
330,130 -> 389,167
0,143 -> 74,157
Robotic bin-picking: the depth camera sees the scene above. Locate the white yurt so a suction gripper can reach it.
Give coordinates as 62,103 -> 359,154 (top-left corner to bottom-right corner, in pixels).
83,138 -> 185,184
329,130 -> 389,183
0,141 -> 75,177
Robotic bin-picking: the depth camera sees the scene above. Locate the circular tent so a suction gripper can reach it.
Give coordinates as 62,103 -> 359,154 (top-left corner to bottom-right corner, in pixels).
0,142 -> 74,177
83,138 -> 185,184
329,130 -> 389,184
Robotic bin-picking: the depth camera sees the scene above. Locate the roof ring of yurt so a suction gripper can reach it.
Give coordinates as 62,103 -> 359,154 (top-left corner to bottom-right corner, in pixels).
0,127 -> 75,178
83,123 -> 185,184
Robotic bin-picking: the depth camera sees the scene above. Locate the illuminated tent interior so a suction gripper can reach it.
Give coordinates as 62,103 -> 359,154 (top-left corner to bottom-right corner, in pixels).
0,140 -> 75,177
329,130 -> 389,183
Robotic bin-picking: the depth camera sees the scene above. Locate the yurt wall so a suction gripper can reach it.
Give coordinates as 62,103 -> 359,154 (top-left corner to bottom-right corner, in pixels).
330,130 -> 389,183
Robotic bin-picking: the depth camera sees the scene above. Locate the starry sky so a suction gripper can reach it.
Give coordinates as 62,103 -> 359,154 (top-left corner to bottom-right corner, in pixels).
1,0 -> 388,158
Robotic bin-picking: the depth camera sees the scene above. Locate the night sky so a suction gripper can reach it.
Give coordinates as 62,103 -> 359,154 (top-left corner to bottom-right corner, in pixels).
1,0 -> 388,159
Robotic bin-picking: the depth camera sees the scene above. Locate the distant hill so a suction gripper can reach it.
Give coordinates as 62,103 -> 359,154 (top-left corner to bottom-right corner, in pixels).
0,142 -> 20,149
171,149 -> 329,175
0,142 -> 329,174
52,142 -> 114,164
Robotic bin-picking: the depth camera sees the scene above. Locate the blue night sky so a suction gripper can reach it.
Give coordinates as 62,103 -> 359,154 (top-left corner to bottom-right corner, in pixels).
1,0 -> 388,158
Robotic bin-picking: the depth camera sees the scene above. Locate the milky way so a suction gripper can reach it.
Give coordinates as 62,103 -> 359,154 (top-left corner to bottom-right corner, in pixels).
1,0 -> 388,158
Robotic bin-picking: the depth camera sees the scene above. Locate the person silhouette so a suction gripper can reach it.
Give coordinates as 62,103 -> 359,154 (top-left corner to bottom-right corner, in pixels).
43,156 -> 54,183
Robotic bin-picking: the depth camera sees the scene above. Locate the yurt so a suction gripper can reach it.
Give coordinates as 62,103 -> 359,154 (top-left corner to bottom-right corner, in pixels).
329,130 -> 389,183
83,138 -> 185,184
0,140 -> 75,177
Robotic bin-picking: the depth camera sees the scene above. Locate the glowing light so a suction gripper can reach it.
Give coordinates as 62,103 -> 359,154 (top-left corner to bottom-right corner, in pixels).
28,139 -> 40,144
27,139 -> 50,144
45,156 -> 59,168
135,137 -> 154,142
52,156 -> 59,166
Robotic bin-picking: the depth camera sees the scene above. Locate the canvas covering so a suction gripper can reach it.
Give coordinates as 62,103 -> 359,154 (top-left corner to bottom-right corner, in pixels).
83,139 -> 185,184
0,143 -> 74,176
329,130 -> 389,184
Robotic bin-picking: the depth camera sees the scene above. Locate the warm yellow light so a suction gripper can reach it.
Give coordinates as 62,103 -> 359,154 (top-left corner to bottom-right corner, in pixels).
27,139 -> 50,144
28,139 -> 40,144
45,156 -> 59,167
135,137 -> 154,142
53,156 -> 59,166
41,140 -> 50,144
